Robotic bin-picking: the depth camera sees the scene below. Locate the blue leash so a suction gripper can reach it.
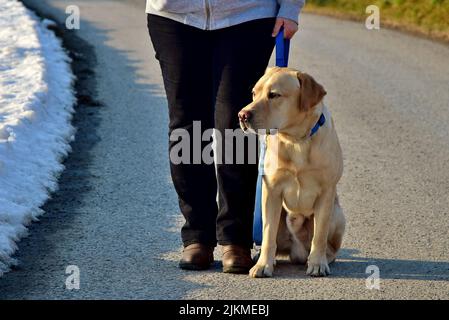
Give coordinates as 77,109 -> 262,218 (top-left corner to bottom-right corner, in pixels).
252,28 -> 290,246
275,28 -> 290,68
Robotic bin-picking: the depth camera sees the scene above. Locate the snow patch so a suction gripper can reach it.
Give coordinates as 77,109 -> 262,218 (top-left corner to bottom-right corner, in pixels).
0,0 -> 76,275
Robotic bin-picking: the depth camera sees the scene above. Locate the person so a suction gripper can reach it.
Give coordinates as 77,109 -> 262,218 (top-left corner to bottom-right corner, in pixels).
146,0 -> 304,274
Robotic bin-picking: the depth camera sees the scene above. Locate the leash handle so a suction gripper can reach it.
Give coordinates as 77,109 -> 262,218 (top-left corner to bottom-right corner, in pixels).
275,28 -> 290,67
253,28 -> 291,247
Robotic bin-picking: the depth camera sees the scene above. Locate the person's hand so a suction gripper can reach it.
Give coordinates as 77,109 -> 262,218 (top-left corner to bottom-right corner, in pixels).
272,17 -> 298,39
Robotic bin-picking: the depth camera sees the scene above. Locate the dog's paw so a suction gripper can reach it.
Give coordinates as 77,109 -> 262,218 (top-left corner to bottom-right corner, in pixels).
249,263 -> 274,278
306,255 -> 330,277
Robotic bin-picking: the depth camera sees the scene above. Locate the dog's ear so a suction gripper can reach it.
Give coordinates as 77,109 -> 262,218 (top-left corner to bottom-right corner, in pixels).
297,72 -> 327,111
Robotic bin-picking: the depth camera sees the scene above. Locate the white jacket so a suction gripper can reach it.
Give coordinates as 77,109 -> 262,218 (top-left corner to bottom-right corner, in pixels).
146,0 -> 305,30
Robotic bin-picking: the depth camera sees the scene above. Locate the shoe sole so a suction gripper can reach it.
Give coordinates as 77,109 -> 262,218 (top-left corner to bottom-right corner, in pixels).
222,265 -> 251,274
179,261 -> 212,271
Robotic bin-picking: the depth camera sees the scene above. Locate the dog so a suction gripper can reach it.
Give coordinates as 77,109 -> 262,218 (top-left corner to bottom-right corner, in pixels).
238,67 -> 345,277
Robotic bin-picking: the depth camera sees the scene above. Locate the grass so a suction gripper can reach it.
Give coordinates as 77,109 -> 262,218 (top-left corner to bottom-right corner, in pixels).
303,0 -> 449,43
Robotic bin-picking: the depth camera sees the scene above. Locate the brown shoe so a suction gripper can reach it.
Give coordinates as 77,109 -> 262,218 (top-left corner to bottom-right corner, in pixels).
179,244 -> 214,270
222,245 -> 254,274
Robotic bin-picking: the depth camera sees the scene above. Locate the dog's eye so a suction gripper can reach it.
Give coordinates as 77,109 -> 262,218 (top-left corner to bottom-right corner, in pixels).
268,92 -> 281,99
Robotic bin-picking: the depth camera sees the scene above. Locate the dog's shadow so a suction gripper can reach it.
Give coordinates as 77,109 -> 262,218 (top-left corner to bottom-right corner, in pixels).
166,247 -> 448,284
245,249 -> 449,281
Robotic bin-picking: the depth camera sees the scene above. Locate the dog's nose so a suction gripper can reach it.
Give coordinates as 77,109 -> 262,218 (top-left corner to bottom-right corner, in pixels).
238,110 -> 252,122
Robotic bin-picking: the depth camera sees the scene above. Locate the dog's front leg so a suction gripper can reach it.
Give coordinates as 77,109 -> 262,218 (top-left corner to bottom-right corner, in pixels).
249,181 -> 282,278
307,187 -> 336,277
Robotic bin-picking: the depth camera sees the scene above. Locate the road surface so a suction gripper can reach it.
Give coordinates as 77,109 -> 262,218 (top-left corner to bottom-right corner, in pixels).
1,0 -> 448,299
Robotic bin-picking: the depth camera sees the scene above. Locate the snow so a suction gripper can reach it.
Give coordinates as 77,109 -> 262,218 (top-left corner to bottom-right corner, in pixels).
0,0 -> 76,275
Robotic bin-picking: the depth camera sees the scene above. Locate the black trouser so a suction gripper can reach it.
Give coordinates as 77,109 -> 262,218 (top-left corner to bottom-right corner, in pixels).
147,14 -> 275,248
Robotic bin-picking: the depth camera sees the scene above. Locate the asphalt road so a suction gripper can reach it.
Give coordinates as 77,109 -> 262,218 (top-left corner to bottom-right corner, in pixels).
1,0 -> 448,299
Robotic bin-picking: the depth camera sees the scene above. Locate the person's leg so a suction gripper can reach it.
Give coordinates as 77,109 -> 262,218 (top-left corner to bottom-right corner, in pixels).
147,15 -> 218,251
213,19 -> 276,250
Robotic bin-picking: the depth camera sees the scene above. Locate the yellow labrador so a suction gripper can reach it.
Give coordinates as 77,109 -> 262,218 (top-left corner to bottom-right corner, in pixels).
239,67 -> 345,277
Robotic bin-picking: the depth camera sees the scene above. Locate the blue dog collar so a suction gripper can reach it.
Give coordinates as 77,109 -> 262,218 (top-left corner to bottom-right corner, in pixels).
310,113 -> 326,137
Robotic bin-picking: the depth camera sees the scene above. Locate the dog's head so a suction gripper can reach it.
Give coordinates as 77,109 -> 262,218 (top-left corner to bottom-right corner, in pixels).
239,67 -> 326,134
